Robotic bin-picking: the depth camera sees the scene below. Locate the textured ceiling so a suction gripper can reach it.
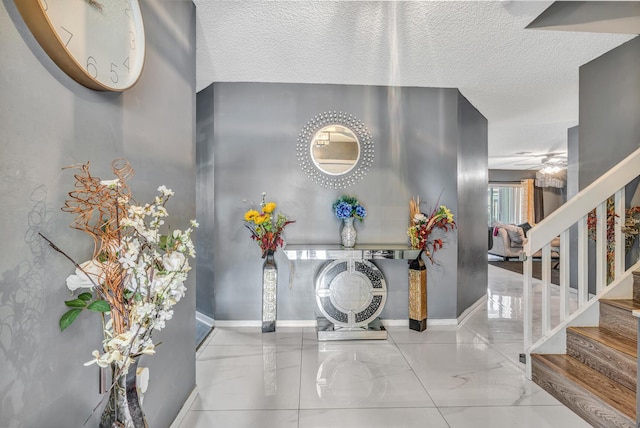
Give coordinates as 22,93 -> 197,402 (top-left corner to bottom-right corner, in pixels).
193,1 -> 636,169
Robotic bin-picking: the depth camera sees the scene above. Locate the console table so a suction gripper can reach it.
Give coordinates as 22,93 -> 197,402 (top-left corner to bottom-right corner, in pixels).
283,244 -> 420,341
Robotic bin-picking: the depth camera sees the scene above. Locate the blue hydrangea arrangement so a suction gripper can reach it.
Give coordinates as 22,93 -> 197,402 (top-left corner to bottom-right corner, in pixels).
332,195 -> 367,221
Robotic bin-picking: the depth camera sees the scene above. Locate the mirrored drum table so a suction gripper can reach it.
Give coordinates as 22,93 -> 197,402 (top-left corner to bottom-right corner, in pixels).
283,245 -> 420,341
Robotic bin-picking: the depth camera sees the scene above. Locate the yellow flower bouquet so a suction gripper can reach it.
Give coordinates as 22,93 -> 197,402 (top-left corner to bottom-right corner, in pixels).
243,193 -> 295,258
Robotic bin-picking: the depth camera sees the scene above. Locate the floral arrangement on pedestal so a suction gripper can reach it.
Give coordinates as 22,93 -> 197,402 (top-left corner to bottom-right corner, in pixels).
407,195 -> 456,263
243,192 -> 295,257
333,195 -> 366,248
39,159 -> 197,427
243,193 -> 294,333
406,195 -> 455,332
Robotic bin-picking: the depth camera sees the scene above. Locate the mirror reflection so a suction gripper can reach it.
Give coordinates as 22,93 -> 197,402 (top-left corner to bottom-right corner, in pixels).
310,125 -> 360,176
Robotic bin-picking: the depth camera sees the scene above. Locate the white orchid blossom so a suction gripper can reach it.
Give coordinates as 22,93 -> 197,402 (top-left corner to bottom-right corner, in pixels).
84,349 -> 124,368
65,259 -> 110,291
139,344 -> 155,356
163,252 -> 186,271
63,183 -> 196,375
157,185 -> 174,197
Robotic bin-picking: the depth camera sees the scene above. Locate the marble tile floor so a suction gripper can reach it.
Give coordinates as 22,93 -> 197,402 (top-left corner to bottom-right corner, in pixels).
176,265 -> 589,428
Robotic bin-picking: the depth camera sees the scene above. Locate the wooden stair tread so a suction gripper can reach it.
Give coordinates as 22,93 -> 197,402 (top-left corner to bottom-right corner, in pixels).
532,353 -> 635,418
600,299 -> 640,312
568,326 -> 637,358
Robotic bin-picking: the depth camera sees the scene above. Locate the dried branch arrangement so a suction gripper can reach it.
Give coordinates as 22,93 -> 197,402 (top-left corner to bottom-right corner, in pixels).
409,195 -> 421,225
60,159 -> 135,335
40,158 -> 196,371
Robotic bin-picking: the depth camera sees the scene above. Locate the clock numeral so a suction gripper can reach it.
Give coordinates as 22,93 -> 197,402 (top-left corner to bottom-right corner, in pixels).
124,0 -> 132,18
41,0 -> 48,11
60,26 -> 73,47
86,56 -> 98,78
129,31 -> 136,50
123,57 -> 130,70
110,63 -> 119,83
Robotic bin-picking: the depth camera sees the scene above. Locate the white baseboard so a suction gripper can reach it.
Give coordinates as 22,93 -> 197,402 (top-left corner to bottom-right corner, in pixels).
212,320 -> 317,328
276,320 -> 318,327
195,311 -> 214,327
213,318 -> 462,328
457,294 -> 488,324
169,385 -> 198,428
213,320 -> 261,327
380,319 -> 408,327
427,318 -> 459,326
381,318 -> 459,327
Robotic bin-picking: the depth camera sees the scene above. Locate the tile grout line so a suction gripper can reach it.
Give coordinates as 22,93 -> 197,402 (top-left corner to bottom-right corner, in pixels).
386,297 -> 494,425
297,328 -> 304,428
392,333 -> 452,428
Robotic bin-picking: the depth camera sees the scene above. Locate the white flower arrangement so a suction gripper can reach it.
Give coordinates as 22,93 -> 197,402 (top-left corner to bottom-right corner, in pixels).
40,160 -> 197,376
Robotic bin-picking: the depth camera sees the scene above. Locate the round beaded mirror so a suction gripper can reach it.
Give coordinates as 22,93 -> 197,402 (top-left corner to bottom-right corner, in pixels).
297,112 -> 374,189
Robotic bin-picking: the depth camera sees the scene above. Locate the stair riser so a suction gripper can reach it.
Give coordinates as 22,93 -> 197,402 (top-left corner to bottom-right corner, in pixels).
600,303 -> 638,342
532,358 -> 635,428
633,272 -> 640,303
566,331 -> 637,392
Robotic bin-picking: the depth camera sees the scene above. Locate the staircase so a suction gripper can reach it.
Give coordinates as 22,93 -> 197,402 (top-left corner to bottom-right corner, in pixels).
531,271 -> 640,428
522,147 -> 640,425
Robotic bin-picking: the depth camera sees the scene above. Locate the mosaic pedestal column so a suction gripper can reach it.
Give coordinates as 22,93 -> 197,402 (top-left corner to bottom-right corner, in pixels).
408,253 -> 427,332
314,258 -> 388,340
262,251 -> 277,333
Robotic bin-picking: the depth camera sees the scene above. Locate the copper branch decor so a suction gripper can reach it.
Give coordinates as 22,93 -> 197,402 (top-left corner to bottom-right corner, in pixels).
60,159 -> 134,335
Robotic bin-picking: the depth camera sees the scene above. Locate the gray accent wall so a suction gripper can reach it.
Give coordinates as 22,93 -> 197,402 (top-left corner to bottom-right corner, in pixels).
0,2 -> 196,427
579,36 -> 640,189
567,126 -> 580,200
457,93 -> 489,314
580,36 -> 640,276
205,82 -> 487,321
568,126 -> 580,289
196,83 -> 216,317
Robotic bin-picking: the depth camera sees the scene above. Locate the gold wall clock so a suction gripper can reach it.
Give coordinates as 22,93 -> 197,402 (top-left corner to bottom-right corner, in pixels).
15,0 -> 146,92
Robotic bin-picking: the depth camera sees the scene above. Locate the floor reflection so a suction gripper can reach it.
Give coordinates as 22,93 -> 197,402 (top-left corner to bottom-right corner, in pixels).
315,347 -> 388,403
180,265 -> 589,428
263,344 -> 277,396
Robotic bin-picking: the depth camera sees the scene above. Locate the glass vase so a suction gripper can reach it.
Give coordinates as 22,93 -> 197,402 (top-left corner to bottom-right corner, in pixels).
100,357 -> 148,428
262,250 -> 277,333
341,217 -> 357,248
